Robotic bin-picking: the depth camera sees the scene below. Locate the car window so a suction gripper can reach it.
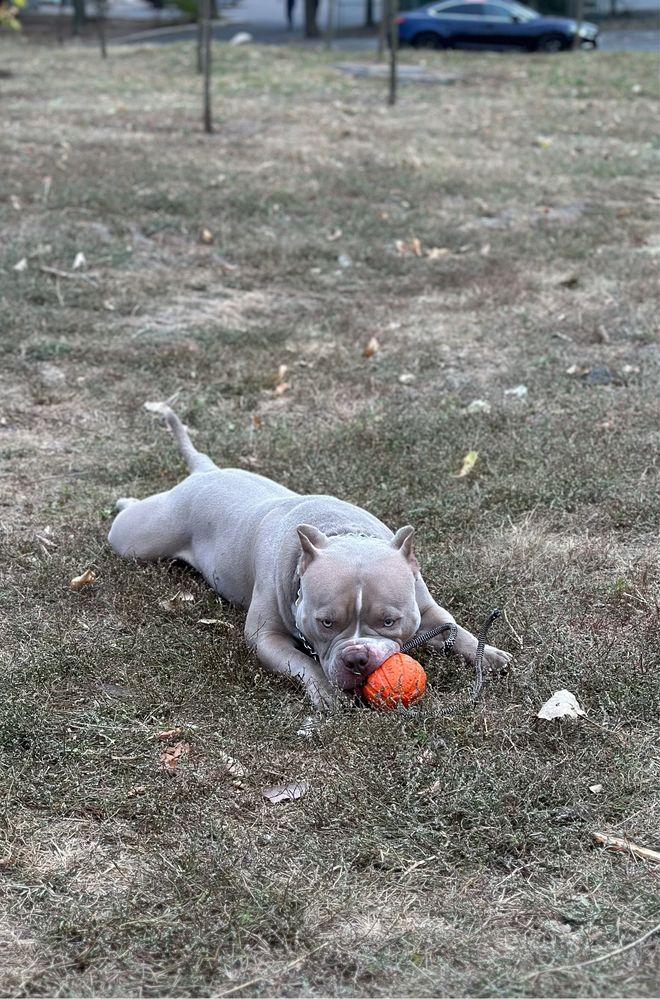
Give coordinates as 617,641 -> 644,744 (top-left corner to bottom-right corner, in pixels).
481,3 -> 510,15
436,3 -> 485,14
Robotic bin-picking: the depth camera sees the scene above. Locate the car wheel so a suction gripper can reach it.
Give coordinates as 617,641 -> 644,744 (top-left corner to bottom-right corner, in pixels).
411,31 -> 445,49
536,33 -> 567,52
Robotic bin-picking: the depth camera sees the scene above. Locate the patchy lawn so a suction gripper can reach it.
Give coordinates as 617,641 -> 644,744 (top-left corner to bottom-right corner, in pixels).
1,33 -> 659,998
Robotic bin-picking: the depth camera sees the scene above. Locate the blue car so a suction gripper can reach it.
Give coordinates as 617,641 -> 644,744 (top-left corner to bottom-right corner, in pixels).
396,0 -> 599,52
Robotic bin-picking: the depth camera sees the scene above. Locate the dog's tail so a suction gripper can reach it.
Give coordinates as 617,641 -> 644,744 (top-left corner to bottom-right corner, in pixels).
144,402 -> 217,474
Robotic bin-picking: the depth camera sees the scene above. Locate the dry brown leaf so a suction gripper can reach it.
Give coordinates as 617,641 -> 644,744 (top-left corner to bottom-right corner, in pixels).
262,781 -> 309,804
155,727 -> 183,741
218,751 -> 247,778
451,450 -> 479,478
160,741 -> 191,773
426,247 -> 451,260
362,336 -> 380,358
159,589 -> 195,613
198,618 -> 235,631
251,413 -> 263,430
410,237 -> 423,257
70,568 -> 96,590
274,381 -> 291,396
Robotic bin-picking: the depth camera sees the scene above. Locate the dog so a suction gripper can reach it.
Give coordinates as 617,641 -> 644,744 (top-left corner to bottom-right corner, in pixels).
108,408 -> 511,709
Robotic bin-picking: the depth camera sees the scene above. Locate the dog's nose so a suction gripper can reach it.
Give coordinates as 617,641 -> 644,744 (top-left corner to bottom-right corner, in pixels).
339,645 -> 370,671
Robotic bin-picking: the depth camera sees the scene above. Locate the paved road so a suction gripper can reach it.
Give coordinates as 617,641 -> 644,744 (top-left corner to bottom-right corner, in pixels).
114,18 -> 659,51
37,0 -> 658,49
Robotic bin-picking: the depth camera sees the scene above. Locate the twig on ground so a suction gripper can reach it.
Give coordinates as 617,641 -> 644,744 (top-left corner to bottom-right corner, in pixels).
524,920 -> 660,979
216,943 -> 329,997
38,265 -> 98,285
592,831 -> 660,864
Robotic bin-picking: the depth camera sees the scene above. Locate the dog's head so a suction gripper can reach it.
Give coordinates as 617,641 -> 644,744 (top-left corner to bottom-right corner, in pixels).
294,525 -> 422,691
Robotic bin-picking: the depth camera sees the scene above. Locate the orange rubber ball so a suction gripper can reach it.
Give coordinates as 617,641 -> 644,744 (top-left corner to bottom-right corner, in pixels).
362,653 -> 427,710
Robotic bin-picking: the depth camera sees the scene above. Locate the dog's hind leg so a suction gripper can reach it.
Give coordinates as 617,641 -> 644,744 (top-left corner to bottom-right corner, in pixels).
108,488 -> 193,562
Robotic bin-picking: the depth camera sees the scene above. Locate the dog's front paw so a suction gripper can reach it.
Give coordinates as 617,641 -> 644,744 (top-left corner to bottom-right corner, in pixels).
304,676 -> 350,713
483,644 -> 512,676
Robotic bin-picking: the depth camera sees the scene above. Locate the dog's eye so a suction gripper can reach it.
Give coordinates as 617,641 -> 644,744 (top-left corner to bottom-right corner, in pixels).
321,619 -> 334,629
383,617 -> 397,628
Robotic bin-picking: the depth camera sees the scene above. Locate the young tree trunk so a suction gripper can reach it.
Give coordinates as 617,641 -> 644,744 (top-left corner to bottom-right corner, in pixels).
324,0 -> 335,48
200,0 -> 213,132
96,0 -> 107,57
387,0 -> 398,106
364,0 -> 374,26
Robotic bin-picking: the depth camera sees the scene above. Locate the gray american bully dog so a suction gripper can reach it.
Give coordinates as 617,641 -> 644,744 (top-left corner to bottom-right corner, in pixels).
108,408 -> 511,709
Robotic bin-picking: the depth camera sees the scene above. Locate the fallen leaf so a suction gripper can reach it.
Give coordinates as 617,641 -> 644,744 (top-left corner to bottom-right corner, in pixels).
160,741 -> 191,773
566,364 -> 589,377
362,336 -> 380,358
537,689 -> 586,721
274,381 -> 291,396
276,364 -> 288,383
198,618 -> 235,631
398,372 -> 416,385
218,751 -> 247,778
72,252 -> 86,270
426,247 -> 451,260
143,400 -> 170,414
251,413 -> 263,430
155,727 -> 183,741
410,237 -> 423,257
159,589 -> 195,612
327,228 -> 342,241
13,258 -> 28,272
127,785 -> 147,798
504,384 -> 528,399
200,228 -> 214,244
262,780 -> 309,804
589,784 -> 603,794
296,717 -> 318,739
70,568 -> 96,590
451,450 -> 479,478
10,195 -> 21,211
465,399 -> 491,415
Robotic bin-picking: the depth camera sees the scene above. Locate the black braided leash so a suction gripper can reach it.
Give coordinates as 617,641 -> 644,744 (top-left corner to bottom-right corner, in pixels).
401,608 -> 502,715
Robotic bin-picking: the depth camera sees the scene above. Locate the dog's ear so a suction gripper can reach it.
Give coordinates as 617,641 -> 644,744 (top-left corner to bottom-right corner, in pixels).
297,524 -> 328,573
391,525 -> 419,575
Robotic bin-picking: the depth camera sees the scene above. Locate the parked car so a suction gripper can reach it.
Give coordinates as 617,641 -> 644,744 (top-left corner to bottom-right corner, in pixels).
395,0 -> 599,51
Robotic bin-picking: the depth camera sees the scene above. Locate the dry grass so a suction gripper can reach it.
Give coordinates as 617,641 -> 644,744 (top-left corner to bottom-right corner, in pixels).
1,32 -> 659,998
